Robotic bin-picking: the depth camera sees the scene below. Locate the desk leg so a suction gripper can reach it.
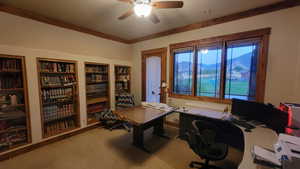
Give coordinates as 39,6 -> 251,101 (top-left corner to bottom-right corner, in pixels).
153,118 -> 170,139
132,126 -> 150,153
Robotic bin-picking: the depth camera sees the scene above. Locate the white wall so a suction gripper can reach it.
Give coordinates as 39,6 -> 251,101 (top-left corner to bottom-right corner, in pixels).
1,5 -> 300,150
0,12 -> 132,145
131,6 -> 300,109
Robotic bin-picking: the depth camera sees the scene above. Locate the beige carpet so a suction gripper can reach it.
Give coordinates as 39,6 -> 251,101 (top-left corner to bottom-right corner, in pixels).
0,126 -> 243,169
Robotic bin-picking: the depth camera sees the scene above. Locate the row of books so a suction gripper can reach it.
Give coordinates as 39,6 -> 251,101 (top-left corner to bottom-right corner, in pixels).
44,119 -> 76,137
40,62 -> 75,73
42,88 -> 73,102
0,93 -> 24,106
86,84 -> 108,95
0,128 -> 27,152
41,75 -> 76,87
86,74 -> 108,83
43,104 -> 74,122
116,67 -> 130,74
0,59 -> 21,71
116,82 -> 129,92
116,75 -> 130,82
0,76 -> 23,89
86,66 -> 108,73
87,103 -> 105,113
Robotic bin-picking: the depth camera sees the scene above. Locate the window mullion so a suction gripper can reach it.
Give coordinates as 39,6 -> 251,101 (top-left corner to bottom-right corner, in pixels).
220,41 -> 227,100
192,46 -> 198,96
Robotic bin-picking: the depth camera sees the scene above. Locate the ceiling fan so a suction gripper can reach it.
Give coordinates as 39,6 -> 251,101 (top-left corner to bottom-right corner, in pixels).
117,0 -> 184,24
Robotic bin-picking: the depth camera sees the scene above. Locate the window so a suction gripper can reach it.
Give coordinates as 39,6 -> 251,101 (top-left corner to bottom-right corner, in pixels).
173,48 -> 194,95
196,45 -> 222,97
225,40 -> 259,100
170,28 -> 270,103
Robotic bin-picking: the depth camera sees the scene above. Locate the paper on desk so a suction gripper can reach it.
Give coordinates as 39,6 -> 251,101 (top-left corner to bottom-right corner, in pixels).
141,102 -> 175,112
253,145 -> 281,166
177,107 -> 228,120
286,142 -> 300,158
278,134 -> 300,145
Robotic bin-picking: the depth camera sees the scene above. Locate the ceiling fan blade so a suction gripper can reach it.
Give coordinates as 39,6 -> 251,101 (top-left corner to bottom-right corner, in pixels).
117,0 -> 133,4
118,9 -> 134,20
152,1 -> 184,8
149,13 -> 160,24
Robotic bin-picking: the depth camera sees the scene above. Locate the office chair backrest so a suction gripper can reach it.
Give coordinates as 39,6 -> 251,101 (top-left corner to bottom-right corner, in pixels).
186,120 -> 219,153
193,120 -> 218,145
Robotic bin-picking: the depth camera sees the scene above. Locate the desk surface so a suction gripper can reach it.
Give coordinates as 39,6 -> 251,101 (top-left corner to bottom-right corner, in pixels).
178,107 -> 226,120
177,106 -> 278,169
114,106 -> 171,125
239,126 -> 278,169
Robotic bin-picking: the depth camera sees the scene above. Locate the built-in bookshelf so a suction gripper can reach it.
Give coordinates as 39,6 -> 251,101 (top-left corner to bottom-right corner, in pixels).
85,62 -> 110,125
115,65 -> 131,108
37,58 -> 79,138
0,55 -> 31,153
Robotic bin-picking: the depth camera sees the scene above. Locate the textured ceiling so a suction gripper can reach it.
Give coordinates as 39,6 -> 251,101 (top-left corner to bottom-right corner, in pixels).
1,0 -> 283,40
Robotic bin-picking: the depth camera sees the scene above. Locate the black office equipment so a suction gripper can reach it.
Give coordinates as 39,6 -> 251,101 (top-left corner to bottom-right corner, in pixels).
232,99 -> 289,134
185,120 -> 228,169
265,105 -> 288,134
231,118 -> 255,130
231,98 -> 270,123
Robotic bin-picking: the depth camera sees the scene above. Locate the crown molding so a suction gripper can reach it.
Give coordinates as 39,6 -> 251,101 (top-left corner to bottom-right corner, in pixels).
128,0 -> 300,44
0,3 -> 131,44
0,1 -> 299,45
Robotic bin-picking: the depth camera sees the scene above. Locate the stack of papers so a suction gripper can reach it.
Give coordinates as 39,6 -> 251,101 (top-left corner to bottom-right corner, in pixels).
275,134 -> 300,161
141,102 -> 175,112
252,145 -> 281,167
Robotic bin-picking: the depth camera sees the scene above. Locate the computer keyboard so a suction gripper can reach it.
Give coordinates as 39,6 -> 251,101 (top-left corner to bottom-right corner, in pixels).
231,118 -> 256,129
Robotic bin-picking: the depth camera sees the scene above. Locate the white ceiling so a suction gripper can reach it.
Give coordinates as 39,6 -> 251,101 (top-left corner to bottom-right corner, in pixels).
1,0 -> 283,40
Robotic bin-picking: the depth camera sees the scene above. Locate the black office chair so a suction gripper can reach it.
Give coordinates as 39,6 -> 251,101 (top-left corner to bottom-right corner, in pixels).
186,120 -> 228,169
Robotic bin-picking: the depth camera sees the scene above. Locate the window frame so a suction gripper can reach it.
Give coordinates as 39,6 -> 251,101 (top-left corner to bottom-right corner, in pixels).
169,28 -> 270,104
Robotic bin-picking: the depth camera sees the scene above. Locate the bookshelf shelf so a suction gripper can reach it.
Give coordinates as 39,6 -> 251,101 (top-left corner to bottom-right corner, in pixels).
0,54 -> 31,153
87,97 -> 109,105
85,62 -> 110,125
44,114 -> 76,123
40,71 -> 75,74
0,88 -> 24,92
37,58 -> 80,138
0,70 -> 21,73
42,100 -> 73,106
0,104 -> 25,109
41,84 -> 75,89
86,72 -> 107,74
87,81 -> 108,85
0,127 -> 27,135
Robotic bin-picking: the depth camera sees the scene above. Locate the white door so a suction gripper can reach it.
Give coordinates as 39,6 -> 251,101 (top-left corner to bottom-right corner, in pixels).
146,56 -> 161,103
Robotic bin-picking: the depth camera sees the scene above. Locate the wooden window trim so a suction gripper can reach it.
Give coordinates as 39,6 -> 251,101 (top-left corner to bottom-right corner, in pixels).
169,28 -> 271,103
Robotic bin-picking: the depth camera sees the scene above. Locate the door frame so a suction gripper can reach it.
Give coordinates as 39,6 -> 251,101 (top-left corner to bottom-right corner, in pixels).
141,47 -> 167,103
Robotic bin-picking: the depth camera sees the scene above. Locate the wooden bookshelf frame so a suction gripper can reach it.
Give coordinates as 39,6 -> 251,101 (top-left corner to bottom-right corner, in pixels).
0,54 -> 31,152
36,58 -> 80,138
84,62 -> 110,125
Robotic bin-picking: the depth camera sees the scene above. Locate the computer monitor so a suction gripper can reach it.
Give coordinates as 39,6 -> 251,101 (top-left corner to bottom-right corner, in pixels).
231,98 -> 270,122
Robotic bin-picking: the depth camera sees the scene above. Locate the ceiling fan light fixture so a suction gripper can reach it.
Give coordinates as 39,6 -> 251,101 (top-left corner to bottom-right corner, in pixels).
134,3 -> 152,17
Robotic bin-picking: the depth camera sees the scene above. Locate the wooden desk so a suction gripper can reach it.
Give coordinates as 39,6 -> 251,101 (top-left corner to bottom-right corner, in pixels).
114,106 -> 173,152
178,108 -> 244,150
176,107 -> 277,169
